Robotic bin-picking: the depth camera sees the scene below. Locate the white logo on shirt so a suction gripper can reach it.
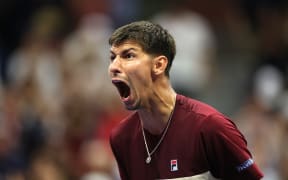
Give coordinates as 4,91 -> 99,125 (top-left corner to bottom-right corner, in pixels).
170,159 -> 178,171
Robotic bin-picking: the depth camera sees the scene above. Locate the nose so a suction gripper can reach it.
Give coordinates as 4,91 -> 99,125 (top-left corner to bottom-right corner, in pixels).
109,57 -> 121,77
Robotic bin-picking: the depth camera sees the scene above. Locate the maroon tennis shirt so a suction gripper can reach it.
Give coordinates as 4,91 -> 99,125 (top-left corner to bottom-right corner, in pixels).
110,94 -> 263,179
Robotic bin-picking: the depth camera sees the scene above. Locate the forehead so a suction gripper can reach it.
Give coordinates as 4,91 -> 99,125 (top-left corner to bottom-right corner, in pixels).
110,40 -> 143,54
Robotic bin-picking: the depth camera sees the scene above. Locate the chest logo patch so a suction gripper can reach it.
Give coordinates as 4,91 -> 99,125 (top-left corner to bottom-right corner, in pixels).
170,159 -> 178,172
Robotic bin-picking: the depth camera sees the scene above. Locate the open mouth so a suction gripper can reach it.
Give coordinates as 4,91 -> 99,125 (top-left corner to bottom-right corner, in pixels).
112,80 -> 131,99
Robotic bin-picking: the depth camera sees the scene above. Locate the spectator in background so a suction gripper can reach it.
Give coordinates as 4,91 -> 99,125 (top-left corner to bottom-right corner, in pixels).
6,6 -> 66,133
110,0 -> 142,27
3,6 -> 68,179
0,85 -> 24,179
234,2 -> 288,179
80,139 -> 119,180
152,0 -> 216,98
234,65 -> 287,180
0,75 -> 47,179
61,13 -> 115,105
61,1 -> 126,179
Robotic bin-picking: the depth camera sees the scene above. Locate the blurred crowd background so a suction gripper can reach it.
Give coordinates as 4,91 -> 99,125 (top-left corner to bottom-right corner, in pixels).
0,0 -> 288,179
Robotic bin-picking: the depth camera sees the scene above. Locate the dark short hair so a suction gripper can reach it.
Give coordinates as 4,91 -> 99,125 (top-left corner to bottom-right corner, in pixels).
109,21 -> 176,77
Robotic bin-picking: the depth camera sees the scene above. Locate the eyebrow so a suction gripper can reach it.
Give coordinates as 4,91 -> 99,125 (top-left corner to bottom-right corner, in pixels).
110,47 -> 138,55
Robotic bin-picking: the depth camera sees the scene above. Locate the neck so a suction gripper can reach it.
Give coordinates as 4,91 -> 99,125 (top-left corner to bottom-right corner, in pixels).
139,88 -> 176,135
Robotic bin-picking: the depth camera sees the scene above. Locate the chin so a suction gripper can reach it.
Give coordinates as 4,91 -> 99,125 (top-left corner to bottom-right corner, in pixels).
125,106 -> 137,111
124,100 -> 140,111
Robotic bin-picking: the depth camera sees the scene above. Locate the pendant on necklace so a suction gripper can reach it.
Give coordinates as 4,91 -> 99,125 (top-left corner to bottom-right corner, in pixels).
146,156 -> 151,164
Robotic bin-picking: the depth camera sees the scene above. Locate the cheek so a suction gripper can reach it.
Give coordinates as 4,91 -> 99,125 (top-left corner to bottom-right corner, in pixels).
128,66 -> 152,87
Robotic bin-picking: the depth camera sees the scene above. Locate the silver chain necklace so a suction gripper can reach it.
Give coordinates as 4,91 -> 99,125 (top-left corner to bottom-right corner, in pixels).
141,107 -> 175,164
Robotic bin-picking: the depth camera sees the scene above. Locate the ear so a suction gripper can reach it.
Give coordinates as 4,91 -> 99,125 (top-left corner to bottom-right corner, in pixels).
152,55 -> 168,76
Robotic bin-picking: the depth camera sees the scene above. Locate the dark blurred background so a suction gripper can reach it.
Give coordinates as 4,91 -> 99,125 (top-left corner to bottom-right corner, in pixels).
0,0 -> 288,179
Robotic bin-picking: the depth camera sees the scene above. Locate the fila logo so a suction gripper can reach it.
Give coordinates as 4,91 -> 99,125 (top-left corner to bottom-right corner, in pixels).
170,159 -> 178,172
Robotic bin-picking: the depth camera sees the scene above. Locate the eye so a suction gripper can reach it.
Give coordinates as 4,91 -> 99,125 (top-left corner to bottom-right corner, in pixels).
110,54 -> 116,62
125,53 -> 135,59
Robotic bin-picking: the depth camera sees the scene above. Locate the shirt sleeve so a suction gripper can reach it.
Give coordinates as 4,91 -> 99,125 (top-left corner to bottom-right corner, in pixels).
201,114 -> 264,180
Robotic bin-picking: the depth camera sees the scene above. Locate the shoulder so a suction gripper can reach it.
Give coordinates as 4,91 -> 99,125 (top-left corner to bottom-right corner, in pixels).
176,94 -> 225,124
176,94 -> 240,135
201,112 -> 244,141
177,94 -> 220,117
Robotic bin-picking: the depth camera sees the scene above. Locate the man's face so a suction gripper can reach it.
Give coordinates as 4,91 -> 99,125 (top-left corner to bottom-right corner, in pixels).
108,41 -> 154,110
